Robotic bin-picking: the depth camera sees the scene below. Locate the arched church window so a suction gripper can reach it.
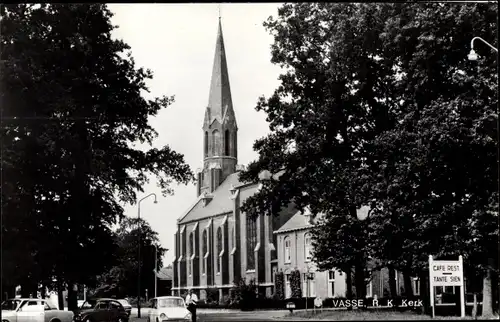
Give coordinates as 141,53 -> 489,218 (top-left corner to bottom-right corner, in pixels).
212,129 -> 220,156
232,227 -> 235,249
246,215 -> 257,270
225,130 -> 230,156
189,232 -> 194,256
233,132 -> 237,158
217,227 -> 223,273
189,232 -> 194,276
204,131 -> 208,157
202,229 -> 208,274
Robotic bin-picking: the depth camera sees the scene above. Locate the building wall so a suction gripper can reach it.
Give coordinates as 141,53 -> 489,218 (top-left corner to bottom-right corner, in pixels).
276,226 -> 347,299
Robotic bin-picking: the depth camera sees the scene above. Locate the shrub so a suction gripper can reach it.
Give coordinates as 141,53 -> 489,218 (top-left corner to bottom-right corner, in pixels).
274,271 -> 285,300
229,278 -> 256,311
290,269 -> 302,298
205,287 -> 219,304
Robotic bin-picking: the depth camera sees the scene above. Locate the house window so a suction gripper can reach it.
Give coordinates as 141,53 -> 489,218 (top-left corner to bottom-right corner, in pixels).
225,130 -> 230,156
366,278 -> 373,298
204,131 -> 208,157
327,271 -> 335,298
217,227 -> 223,273
246,215 -> 257,270
285,274 -> 292,298
302,273 -> 316,297
444,286 -> 455,294
304,233 -> 312,261
202,230 -> 208,274
284,236 -> 291,263
412,278 -> 420,296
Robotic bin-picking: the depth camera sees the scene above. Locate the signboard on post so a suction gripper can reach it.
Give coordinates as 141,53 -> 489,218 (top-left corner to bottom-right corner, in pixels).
428,255 -> 465,318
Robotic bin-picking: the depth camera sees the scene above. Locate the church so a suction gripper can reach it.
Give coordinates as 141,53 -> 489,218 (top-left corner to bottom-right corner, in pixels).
171,17 -> 300,301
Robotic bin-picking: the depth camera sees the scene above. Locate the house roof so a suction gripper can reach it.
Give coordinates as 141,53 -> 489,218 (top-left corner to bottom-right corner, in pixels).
275,210 -> 312,234
178,172 -> 257,224
275,208 -> 325,234
155,267 -> 173,280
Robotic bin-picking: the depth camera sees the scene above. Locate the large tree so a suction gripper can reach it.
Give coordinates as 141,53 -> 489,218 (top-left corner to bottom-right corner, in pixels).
240,2 -> 498,315
93,217 -> 167,300
1,3 -> 193,306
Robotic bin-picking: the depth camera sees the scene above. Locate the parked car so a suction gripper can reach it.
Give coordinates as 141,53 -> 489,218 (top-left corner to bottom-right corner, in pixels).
147,296 -> 192,322
74,298 -> 128,322
1,298 -> 74,322
116,299 -> 131,317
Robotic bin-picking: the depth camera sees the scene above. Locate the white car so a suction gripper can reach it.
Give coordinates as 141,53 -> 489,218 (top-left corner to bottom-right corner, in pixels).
1,298 -> 74,322
147,296 -> 192,322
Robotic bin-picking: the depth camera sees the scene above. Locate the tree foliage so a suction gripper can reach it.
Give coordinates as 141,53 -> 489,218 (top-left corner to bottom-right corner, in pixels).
93,217 -> 167,299
1,3 -> 194,298
240,1 -> 498,312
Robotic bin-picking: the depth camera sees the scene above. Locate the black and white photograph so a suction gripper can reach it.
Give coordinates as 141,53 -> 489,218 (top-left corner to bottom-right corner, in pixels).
1,2 -> 498,322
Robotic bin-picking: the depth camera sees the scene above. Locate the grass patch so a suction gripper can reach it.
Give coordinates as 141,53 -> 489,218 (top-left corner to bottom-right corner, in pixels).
283,310 -> 476,320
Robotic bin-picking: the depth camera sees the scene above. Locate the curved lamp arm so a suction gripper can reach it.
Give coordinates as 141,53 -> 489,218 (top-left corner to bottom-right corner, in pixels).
471,37 -> 498,52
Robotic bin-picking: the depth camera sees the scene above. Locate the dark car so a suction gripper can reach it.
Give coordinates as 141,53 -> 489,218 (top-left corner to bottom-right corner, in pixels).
116,299 -> 131,317
74,298 -> 128,322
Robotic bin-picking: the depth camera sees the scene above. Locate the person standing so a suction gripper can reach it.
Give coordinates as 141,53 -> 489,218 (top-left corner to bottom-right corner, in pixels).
185,289 -> 198,322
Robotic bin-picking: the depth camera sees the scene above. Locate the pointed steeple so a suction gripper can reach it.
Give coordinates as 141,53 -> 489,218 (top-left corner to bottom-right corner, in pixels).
204,17 -> 237,129
198,16 -> 239,197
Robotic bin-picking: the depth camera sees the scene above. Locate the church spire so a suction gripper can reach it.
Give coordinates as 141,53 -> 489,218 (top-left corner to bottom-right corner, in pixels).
204,15 -> 237,129
198,16 -> 239,197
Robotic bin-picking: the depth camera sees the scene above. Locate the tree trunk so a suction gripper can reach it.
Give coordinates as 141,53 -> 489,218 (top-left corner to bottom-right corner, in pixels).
346,265 -> 353,311
481,259 -> 496,318
39,283 -> 46,299
418,272 -> 429,315
355,263 -> 366,300
3,284 -> 16,301
403,270 -> 413,298
67,283 -> 79,313
57,286 -> 65,311
388,267 -> 397,297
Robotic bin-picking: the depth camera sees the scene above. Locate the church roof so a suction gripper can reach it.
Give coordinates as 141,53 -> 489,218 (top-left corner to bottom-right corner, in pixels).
178,172 -> 257,224
204,17 -> 236,129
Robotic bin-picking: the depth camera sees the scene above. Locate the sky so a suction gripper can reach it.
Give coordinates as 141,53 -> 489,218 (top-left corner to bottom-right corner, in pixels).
107,3 -> 284,267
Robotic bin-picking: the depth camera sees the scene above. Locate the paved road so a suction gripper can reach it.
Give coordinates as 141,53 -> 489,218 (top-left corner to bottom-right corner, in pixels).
131,308 -> 290,321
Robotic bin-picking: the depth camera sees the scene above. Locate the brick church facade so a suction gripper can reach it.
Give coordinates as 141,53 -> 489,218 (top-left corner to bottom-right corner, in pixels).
171,18 -> 297,300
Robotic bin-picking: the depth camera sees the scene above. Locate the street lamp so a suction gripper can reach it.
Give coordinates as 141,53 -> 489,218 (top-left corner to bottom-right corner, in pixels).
137,193 -> 158,318
356,205 -> 373,221
468,37 -> 498,61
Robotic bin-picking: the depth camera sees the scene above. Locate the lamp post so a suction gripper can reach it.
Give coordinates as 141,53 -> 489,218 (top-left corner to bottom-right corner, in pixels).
137,193 -> 158,318
468,36 -> 498,320
467,37 -> 498,61
355,205 -> 373,301
154,245 -> 158,299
